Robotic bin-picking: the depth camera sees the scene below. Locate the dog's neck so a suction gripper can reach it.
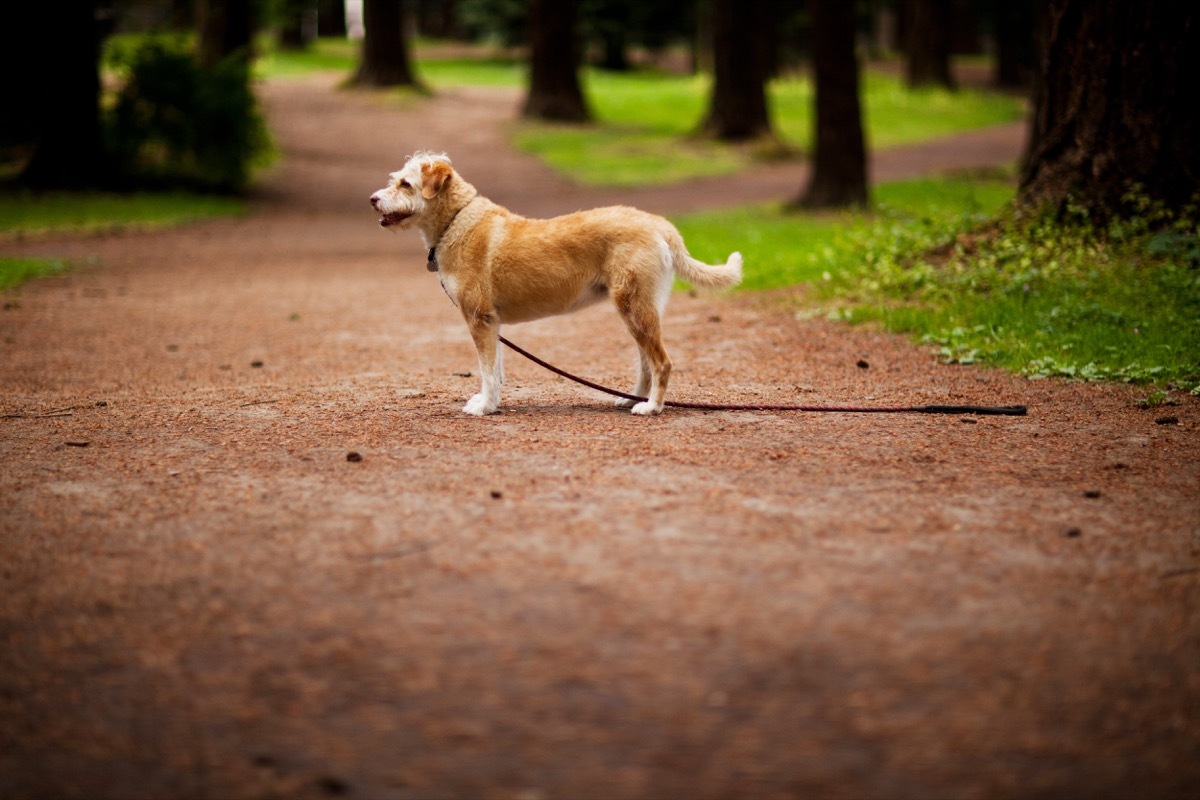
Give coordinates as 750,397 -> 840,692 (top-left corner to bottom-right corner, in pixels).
420,185 -> 479,253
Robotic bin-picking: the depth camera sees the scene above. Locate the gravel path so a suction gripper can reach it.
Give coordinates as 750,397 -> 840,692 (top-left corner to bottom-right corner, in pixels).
2,76 -> 1197,800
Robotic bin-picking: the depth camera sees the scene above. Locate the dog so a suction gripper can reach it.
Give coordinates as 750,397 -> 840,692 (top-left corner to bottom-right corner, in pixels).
369,151 -> 742,416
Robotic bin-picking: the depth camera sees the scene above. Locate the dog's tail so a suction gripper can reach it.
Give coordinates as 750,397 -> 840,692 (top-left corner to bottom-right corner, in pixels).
665,228 -> 743,289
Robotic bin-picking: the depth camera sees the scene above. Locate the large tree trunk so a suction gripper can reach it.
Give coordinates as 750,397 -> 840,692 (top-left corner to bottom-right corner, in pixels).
522,0 -> 590,122
1019,0 -> 1200,217
318,0 -> 348,38
797,0 -> 868,209
355,0 -> 422,87
16,0 -> 106,188
701,0 -> 772,140
905,0 -> 955,89
992,0 -> 1035,89
197,0 -> 256,68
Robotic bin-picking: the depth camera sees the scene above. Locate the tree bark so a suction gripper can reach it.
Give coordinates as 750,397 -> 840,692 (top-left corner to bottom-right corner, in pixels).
280,0 -> 318,51
905,0 -> 955,89
797,0 -> 869,209
355,0 -> 423,88
522,0 -> 590,122
15,0 -> 106,188
1018,0 -> 1200,217
318,0 -> 348,38
197,0 -> 256,68
701,0 -> 773,140
993,0 -> 1035,89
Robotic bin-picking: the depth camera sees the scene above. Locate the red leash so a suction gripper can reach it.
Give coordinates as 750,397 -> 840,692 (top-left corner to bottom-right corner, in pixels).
498,335 -> 1026,416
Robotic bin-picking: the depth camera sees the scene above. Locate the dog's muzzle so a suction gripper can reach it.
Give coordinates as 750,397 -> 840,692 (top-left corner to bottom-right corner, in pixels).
377,211 -> 411,228
370,193 -> 412,228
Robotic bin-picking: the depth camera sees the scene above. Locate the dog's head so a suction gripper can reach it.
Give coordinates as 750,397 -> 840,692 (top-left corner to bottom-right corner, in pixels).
369,151 -> 454,230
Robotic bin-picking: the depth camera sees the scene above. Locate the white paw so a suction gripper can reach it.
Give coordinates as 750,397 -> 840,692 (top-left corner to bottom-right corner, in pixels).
614,397 -> 638,409
630,400 -> 663,416
462,393 -> 498,416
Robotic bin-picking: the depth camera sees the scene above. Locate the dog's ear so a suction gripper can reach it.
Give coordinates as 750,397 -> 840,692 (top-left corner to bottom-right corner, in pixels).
420,161 -> 453,200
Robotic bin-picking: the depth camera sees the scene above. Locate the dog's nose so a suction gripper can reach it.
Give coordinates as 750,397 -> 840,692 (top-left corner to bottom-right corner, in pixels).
369,193 -> 380,209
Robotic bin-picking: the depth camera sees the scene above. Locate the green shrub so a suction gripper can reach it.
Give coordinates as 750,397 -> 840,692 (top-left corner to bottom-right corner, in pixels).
106,37 -> 271,193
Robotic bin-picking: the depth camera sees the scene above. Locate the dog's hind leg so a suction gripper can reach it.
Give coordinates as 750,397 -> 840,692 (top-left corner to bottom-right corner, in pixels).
614,350 -> 651,409
613,289 -> 672,416
463,309 -> 502,416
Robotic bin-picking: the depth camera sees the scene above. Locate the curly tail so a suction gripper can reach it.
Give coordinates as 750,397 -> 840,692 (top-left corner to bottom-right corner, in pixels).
664,227 -> 743,289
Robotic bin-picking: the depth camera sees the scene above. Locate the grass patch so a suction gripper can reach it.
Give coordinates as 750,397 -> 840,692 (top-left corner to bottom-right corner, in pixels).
839,203 -> 1200,391
254,37 -> 359,78
421,57 -> 526,88
673,173 -> 1015,289
0,191 -> 244,238
0,258 -> 69,291
517,68 -> 1025,186
671,175 -> 1200,392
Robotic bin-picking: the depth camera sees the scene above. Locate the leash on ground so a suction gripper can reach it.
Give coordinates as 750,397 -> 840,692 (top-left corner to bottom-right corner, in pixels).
498,335 -> 1027,417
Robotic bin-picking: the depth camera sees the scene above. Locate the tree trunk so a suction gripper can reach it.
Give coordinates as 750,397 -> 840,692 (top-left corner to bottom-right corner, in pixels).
992,0 -> 1035,89
905,0 -> 955,89
797,0 -> 869,209
355,0 -> 423,88
197,0 -> 256,68
1018,0 -> 1200,218
280,0 -> 318,51
701,0 -> 772,141
16,0 -> 106,188
318,0 -> 348,38
522,0 -> 590,122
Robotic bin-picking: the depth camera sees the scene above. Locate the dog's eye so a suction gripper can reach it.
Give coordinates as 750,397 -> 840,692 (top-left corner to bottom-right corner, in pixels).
398,179 -> 411,190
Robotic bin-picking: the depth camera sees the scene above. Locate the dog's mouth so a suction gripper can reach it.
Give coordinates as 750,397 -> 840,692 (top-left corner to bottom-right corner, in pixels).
378,211 -> 412,228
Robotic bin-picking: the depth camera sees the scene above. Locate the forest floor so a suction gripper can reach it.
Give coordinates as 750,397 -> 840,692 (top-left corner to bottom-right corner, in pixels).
1,76 -> 1198,799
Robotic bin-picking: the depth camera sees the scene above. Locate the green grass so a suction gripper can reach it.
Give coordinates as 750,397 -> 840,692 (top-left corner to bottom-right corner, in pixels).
840,204 -> 1200,391
0,258 -> 69,291
673,174 -> 1016,289
420,57 -> 526,88
671,176 -> 1200,392
0,191 -> 245,291
0,191 -> 244,238
254,37 -> 359,78
518,68 -> 1026,186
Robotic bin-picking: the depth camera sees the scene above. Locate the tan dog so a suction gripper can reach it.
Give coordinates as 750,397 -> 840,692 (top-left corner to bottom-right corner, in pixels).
370,151 -> 742,416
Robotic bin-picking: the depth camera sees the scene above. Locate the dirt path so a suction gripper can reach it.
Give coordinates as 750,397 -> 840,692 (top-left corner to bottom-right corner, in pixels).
2,77 -> 1198,800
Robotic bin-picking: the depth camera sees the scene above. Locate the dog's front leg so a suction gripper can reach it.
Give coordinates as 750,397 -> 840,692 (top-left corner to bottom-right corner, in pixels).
462,309 -> 501,416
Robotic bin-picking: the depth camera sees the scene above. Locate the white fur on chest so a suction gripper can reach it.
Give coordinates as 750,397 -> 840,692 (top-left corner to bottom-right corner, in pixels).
438,269 -> 460,306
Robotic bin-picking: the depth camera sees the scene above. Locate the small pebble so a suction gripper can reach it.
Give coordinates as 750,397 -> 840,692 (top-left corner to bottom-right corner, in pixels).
856,359 -> 870,369
1062,527 -> 1082,538
1083,489 -> 1102,499
490,490 -> 503,499
346,452 -> 363,463
1155,416 -> 1179,425
250,360 -> 264,368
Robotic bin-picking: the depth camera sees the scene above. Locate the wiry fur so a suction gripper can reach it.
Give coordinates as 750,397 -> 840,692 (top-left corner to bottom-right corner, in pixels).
370,151 -> 743,416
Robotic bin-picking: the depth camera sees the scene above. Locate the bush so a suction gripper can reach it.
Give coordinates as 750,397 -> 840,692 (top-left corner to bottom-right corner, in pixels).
106,37 -> 271,193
